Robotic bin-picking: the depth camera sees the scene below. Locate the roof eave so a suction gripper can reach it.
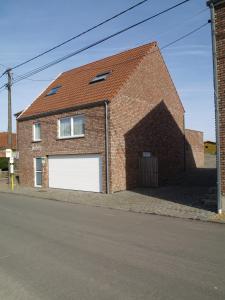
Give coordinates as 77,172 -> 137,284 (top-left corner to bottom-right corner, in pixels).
17,99 -> 109,121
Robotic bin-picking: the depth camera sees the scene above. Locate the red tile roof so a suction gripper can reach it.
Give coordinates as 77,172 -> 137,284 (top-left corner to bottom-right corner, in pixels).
19,42 -> 156,119
0,132 -> 17,150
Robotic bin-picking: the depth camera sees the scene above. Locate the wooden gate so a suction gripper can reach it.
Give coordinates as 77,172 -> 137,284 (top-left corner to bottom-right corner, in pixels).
139,156 -> 158,187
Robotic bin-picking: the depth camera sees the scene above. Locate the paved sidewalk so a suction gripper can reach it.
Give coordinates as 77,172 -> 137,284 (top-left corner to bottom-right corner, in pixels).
0,182 -> 222,223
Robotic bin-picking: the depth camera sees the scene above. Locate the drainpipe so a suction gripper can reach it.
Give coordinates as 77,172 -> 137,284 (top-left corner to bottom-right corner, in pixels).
183,113 -> 186,172
104,101 -> 110,194
208,2 -> 222,214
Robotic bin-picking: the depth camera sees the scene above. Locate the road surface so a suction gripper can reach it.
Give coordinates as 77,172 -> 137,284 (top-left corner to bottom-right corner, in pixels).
0,192 -> 224,299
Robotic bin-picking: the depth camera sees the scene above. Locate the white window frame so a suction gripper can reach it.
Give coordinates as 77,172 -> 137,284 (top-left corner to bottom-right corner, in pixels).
34,157 -> 43,187
33,123 -> 41,142
58,115 -> 85,139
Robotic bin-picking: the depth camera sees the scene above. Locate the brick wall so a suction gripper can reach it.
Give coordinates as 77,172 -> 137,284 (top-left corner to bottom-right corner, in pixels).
17,105 -> 106,192
109,45 -> 185,192
0,150 -> 6,158
214,1 -> 225,209
185,129 -> 204,169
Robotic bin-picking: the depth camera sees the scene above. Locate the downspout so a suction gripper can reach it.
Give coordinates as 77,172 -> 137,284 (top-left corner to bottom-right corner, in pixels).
183,113 -> 186,172
208,2 -> 222,214
104,101 -> 110,194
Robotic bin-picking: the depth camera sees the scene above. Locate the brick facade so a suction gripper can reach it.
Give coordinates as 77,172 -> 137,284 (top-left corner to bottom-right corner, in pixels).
109,46 -> 185,192
17,105 -> 107,192
17,43 -> 188,193
185,129 -> 204,169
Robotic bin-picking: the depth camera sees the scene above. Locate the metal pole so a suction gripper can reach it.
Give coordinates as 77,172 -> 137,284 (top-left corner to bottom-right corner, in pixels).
208,3 -> 222,213
6,69 -> 14,191
6,69 -> 12,150
104,101 -> 110,194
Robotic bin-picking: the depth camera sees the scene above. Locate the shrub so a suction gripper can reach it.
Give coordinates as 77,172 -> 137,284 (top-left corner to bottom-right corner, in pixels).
0,158 -> 9,171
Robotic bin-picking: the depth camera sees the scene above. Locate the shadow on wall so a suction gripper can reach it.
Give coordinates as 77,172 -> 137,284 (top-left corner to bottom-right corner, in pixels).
124,100 -> 196,189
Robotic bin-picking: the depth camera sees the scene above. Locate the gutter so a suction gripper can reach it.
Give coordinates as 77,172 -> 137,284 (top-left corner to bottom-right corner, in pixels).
17,99 -> 108,121
104,101 -> 110,194
207,1 -> 222,213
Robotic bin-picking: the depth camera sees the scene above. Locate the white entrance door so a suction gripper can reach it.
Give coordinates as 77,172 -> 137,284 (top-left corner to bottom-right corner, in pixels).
34,157 -> 43,187
48,155 -> 102,192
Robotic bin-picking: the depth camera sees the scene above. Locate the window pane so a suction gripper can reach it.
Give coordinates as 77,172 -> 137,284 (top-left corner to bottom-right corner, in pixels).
36,172 -> 42,186
60,118 -> 71,137
73,116 -> 84,136
34,123 -> 41,140
36,158 -> 42,172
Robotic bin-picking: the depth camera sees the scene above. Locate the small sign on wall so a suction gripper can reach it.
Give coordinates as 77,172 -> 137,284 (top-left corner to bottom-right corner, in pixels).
32,144 -> 42,151
143,152 -> 151,158
5,149 -> 12,158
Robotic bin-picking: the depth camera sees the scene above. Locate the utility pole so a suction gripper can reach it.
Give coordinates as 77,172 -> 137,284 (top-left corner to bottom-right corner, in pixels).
6,68 -> 15,191
6,68 -> 12,150
207,0 -> 222,214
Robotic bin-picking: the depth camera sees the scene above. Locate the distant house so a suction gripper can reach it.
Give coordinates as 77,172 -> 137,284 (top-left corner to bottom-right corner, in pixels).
0,132 -> 17,158
17,42 -> 188,193
204,141 -> 216,155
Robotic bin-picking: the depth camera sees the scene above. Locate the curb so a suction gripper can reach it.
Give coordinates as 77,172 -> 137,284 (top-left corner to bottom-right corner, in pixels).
0,189 -> 224,225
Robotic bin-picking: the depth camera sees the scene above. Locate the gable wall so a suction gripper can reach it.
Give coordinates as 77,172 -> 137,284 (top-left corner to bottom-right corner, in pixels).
109,45 -> 185,192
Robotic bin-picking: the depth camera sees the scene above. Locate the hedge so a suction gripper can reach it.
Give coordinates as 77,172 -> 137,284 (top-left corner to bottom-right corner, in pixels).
0,158 -> 9,171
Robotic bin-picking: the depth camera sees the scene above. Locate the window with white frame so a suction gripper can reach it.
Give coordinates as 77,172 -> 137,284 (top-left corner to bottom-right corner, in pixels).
58,115 -> 85,138
33,123 -> 41,141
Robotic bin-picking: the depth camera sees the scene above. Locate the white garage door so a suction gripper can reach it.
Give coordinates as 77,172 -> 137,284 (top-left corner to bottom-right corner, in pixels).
48,155 -> 102,192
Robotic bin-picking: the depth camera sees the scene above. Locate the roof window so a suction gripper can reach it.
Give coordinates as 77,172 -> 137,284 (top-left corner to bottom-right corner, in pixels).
89,71 -> 111,84
46,85 -> 61,96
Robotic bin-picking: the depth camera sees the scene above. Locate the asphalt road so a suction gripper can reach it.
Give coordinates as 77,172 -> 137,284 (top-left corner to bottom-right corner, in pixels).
0,193 -> 224,300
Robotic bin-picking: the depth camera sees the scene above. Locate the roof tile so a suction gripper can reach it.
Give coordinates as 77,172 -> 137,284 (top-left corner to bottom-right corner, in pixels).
20,42 -> 156,119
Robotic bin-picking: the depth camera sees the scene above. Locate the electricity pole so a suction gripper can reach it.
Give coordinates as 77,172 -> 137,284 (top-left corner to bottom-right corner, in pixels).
6,68 -> 12,149
5,68 -> 15,190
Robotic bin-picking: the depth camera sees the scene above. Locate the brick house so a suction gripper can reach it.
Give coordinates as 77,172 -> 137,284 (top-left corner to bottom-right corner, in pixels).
0,132 -> 17,158
17,42 -> 187,193
207,0 -> 225,212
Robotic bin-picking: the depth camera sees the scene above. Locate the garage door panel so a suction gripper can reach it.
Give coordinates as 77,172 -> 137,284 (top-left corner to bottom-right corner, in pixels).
48,155 -> 102,192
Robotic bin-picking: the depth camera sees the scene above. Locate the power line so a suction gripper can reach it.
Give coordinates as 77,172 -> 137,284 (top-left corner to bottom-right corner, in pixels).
160,22 -> 209,50
0,64 -> 8,79
11,0 -> 150,71
11,22 -> 209,90
11,0 -> 192,85
0,22 -> 208,92
11,7 -> 208,86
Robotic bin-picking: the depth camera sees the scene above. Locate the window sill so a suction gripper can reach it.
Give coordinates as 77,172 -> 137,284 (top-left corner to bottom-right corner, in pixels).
32,140 -> 42,143
57,135 -> 85,141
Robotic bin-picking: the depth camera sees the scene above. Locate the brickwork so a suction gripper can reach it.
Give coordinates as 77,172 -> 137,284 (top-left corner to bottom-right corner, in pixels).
109,45 -> 185,192
0,150 -> 6,158
17,105 -> 106,192
185,129 -> 204,169
213,1 -> 225,209
17,43 -> 187,193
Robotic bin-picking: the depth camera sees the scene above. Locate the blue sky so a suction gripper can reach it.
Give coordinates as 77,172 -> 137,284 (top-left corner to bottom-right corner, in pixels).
0,0 -> 215,141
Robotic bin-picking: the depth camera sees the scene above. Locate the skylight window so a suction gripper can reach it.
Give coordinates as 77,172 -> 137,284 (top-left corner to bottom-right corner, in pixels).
89,71 -> 111,84
46,85 -> 61,96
